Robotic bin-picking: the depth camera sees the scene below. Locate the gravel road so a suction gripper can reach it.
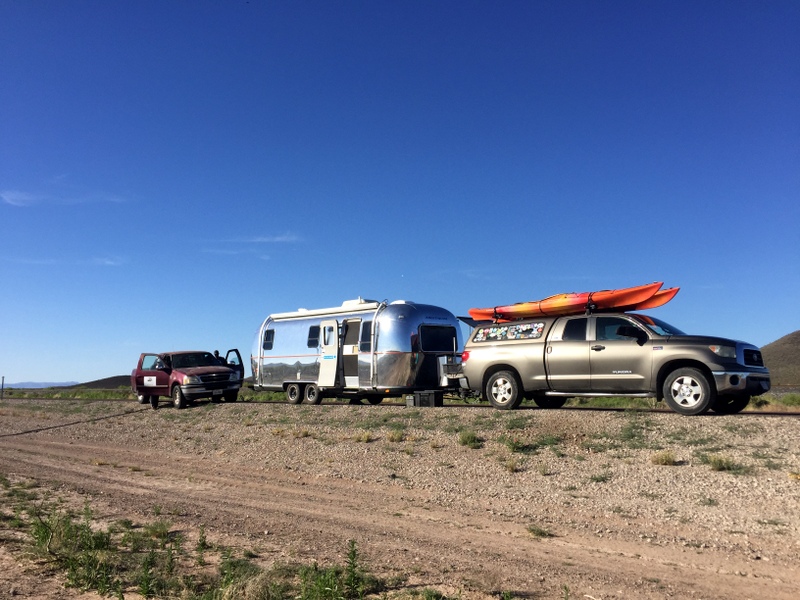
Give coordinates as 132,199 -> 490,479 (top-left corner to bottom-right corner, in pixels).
0,398 -> 798,599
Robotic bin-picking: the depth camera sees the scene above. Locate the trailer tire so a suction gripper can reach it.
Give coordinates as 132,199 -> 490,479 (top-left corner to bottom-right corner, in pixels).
366,396 -> 383,405
286,383 -> 303,405
304,384 -> 322,405
172,385 -> 187,410
712,395 -> 750,414
663,368 -> 714,415
486,370 -> 523,410
531,395 -> 567,409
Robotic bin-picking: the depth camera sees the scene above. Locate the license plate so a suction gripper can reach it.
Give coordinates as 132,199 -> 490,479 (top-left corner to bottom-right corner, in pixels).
212,389 -> 223,396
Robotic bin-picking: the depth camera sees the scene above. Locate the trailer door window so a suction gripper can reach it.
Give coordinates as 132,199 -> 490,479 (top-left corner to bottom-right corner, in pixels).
323,325 -> 336,346
262,329 -> 275,351
307,325 -> 320,348
359,321 -> 372,352
419,326 -> 458,352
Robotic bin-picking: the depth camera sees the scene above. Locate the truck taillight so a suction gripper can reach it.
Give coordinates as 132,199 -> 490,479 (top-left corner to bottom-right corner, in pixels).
461,351 -> 470,362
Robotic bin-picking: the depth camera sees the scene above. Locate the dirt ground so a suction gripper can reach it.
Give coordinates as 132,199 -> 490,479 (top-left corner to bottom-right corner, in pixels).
0,397 -> 798,599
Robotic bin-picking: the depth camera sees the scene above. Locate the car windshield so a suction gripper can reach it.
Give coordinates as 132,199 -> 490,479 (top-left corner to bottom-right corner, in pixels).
171,352 -> 219,369
630,315 -> 686,336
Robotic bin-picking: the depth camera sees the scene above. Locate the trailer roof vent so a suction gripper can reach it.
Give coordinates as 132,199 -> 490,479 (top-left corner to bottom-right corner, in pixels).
341,297 -> 378,308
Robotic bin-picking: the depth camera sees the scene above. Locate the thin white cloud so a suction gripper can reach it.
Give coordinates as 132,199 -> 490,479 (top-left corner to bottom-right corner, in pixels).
1,188 -> 127,207
233,233 -> 301,243
1,190 -> 41,206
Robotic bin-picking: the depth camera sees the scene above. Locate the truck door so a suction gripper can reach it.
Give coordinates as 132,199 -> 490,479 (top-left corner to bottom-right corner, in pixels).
224,349 -> 244,380
342,319 -> 361,388
318,320 -> 339,387
137,354 -> 171,397
589,316 -> 653,393
545,317 -> 592,392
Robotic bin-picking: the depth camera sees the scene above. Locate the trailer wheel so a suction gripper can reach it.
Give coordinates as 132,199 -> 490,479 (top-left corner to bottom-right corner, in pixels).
663,368 -> 714,415
172,386 -> 187,409
286,383 -> 303,405
304,384 -> 322,405
712,395 -> 750,414
486,370 -> 523,410
531,395 -> 567,409
366,396 -> 383,405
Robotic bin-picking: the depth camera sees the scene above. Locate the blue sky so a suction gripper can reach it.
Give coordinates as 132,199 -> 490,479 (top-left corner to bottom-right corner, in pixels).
1,0 -> 798,384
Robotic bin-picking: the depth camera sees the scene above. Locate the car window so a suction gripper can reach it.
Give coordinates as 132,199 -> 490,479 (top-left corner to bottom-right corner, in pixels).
562,318 -> 587,341
596,317 -> 634,341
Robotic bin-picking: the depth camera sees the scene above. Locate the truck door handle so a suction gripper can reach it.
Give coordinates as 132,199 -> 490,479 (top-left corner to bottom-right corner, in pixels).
591,345 -> 606,351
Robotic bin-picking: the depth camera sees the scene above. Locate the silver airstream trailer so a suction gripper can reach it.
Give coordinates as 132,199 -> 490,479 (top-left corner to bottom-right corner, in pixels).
251,298 -> 463,404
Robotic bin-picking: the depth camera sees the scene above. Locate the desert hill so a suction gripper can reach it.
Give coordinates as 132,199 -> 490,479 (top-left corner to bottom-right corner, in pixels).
761,330 -> 800,387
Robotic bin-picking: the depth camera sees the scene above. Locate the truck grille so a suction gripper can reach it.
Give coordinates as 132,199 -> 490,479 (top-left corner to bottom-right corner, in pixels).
743,349 -> 764,367
200,373 -> 230,384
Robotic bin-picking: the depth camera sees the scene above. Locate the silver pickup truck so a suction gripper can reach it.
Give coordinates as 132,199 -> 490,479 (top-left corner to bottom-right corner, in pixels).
460,313 -> 770,415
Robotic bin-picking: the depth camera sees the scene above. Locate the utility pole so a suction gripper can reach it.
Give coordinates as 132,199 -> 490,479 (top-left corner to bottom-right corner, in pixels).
1,376 -> 4,401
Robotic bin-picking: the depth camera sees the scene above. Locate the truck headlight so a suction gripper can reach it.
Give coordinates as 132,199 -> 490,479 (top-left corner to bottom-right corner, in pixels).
709,345 -> 736,359
230,372 -> 239,381
184,375 -> 201,384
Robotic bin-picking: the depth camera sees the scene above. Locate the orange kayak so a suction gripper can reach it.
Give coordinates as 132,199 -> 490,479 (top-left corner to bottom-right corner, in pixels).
468,282 -> 667,321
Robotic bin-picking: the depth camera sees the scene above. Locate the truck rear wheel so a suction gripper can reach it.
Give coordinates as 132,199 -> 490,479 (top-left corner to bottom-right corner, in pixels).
172,386 -> 187,409
303,384 -> 322,405
712,395 -> 750,414
663,368 -> 714,415
286,383 -> 303,405
486,370 -> 523,410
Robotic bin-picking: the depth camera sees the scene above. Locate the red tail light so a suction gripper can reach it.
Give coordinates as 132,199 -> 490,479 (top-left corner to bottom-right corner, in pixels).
461,351 -> 470,362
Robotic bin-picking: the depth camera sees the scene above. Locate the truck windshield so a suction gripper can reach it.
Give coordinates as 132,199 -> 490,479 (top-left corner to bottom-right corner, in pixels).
171,353 -> 219,368
631,315 -> 686,336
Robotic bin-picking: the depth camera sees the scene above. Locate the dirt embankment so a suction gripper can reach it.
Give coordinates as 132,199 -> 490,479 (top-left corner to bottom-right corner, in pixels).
0,398 -> 798,599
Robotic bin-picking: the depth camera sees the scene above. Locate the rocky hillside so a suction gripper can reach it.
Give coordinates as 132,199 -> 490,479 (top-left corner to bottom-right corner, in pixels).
761,330 -> 800,386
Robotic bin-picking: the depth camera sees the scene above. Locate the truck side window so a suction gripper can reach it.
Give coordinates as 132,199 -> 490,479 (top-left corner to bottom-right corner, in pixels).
307,325 -> 320,348
359,321 -> 372,352
597,317 -> 636,341
562,318 -> 587,341
142,355 -> 158,370
263,329 -> 275,351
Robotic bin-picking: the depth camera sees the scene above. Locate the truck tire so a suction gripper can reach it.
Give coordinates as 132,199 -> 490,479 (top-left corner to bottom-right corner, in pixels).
663,368 -> 714,415
150,395 -> 159,410
223,391 -> 238,403
286,383 -> 303,405
486,370 -> 523,410
137,393 -> 149,404
712,395 -> 750,414
303,384 -> 322,405
172,385 -> 187,409
530,394 -> 567,409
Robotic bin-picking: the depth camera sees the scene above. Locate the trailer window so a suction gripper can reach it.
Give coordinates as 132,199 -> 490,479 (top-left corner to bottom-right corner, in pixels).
359,321 -> 372,352
262,329 -> 275,351
307,325 -> 320,348
323,325 -> 336,346
419,325 -> 458,352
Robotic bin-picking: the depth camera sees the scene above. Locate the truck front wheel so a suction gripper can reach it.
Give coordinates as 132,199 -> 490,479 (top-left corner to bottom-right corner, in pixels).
663,368 -> 714,415
486,371 -> 523,410
172,386 -> 187,409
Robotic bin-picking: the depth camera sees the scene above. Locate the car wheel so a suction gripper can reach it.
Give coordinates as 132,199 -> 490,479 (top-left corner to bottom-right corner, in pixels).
286,383 -> 303,405
531,395 -> 567,409
303,384 -> 322,405
663,368 -> 714,415
486,370 -> 523,410
224,391 -> 238,403
712,395 -> 750,414
137,393 -> 149,404
172,385 -> 187,409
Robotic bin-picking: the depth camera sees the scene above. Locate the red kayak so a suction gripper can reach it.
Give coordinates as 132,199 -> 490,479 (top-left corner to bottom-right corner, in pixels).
468,282 -> 670,321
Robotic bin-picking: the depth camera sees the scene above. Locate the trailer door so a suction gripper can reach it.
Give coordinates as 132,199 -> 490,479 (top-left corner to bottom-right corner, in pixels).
318,320 -> 339,387
342,319 -> 361,388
